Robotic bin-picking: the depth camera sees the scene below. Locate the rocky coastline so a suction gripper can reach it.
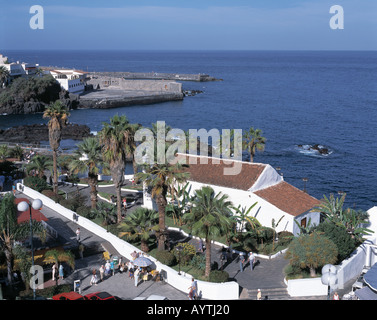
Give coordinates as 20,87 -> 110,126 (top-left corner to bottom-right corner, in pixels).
0,123 -> 92,144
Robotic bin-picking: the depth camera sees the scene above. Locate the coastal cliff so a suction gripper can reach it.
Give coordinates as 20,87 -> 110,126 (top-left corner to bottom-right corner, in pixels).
0,75 -> 79,115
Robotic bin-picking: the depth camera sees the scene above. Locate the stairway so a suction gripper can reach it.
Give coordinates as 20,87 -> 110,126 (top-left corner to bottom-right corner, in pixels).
241,287 -> 291,300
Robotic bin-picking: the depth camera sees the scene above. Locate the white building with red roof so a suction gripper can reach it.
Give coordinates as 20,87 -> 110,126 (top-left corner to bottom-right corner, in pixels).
144,153 -> 321,236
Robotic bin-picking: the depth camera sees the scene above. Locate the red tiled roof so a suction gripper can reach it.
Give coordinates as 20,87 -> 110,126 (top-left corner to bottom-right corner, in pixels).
15,198 -> 48,224
254,181 -> 321,216
175,154 -> 266,191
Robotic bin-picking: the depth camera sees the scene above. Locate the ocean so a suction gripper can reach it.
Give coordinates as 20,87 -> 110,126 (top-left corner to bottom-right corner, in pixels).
0,50 -> 376,211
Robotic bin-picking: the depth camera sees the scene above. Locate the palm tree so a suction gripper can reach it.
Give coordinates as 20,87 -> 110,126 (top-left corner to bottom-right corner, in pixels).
26,155 -> 53,178
242,127 -> 266,162
69,137 -> 103,209
43,248 -> 75,286
43,100 -> 70,194
129,122 -> 143,184
118,208 -> 159,252
99,115 -> 131,223
0,194 -> 46,285
91,201 -> 117,229
0,66 -> 10,88
183,186 -> 233,278
137,162 -> 190,251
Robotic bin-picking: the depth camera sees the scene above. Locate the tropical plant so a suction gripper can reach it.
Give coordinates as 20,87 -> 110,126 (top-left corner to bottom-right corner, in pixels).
99,115 -> 131,222
23,176 -> 50,193
0,194 -> 46,285
118,207 -> 159,252
13,245 -> 32,291
232,202 -> 259,232
312,193 -> 372,242
0,144 -> 9,160
182,186 -> 233,278
137,162 -> 190,251
285,232 -> 338,277
26,155 -> 53,178
43,249 -> 75,286
8,145 -> 24,160
294,217 -> 314,235
91,201 -> 117,228
69,137 -> 103,209
312,193 -> 346,218
271,215 -> 285,251
173,242 -> 196,266
165,182 -> 193,226
242,127 -> 266,162
43,100 -> 70,194
315,222 -> 356,263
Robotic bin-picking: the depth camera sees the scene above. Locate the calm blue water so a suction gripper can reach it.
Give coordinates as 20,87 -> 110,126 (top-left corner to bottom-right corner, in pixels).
1,50 -> 377,210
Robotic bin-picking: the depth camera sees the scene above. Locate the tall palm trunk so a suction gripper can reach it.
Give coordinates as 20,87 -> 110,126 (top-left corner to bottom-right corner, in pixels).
52,150 -> 58,194
156,194 -> 168,251
205,238 -> 212,278
88,173 -> 98,209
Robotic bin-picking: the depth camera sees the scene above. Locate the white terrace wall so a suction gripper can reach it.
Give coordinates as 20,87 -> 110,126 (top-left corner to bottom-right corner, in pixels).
18,183 -> 239,300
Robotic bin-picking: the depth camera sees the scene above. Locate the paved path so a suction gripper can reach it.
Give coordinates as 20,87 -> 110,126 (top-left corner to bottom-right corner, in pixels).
15,185 -> 358,300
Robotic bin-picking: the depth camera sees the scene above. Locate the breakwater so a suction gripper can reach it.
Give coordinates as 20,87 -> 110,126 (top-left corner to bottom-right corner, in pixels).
90,71 -> 221,82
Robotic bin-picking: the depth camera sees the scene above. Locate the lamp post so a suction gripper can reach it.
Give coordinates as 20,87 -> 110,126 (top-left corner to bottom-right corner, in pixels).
17,199 -> 43,300
302,177 -> 308,193
176,245 -> 183,275
321,264 -> 337,300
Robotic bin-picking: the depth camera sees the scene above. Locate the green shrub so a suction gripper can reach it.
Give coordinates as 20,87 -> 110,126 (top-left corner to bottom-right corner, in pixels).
208,270 -> 229,283
76,205 -> 95,219
41,189 -> 62,202
59,199 -> 76,211
314,222 -> 356,263
190,253 -> 206,271
156,250 -> 176,266
19,284 -> 72,299
278,231 -> 294,247
173,242 -> 196,266
24,176 -> 49,192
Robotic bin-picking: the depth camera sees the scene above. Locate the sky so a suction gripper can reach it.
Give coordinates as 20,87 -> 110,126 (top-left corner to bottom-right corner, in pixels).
0,0 -> 376,50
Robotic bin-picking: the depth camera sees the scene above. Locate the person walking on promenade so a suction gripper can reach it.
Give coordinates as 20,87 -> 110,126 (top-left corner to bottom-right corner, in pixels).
248,251 -> 255,271
58,264 -> 64,281
12,183 -> 16,196
188,277 -> 198,300
90,269 -> 98,286
110,259 -> 115,276
105,260 -> 111,277
257,289 -> 262,300
76,227 -> 81,243
333,292 -> 340,300
134,267 -> 140,287
239,253 -> 245,272
52,263 -> 57,281
99,265 -> 105,282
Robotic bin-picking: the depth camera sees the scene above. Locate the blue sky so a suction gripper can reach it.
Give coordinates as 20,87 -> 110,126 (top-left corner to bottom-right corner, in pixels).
0,0 -> 376,50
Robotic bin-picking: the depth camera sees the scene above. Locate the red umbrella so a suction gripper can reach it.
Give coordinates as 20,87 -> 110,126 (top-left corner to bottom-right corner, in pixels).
15,198 -> 48,224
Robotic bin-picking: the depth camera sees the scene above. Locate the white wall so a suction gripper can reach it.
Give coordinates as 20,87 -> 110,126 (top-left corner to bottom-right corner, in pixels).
185,180 -> 295,234
18,183 -> 239,300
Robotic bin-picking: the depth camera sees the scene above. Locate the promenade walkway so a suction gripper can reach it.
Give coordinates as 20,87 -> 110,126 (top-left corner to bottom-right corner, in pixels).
14,184 -> 357,300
